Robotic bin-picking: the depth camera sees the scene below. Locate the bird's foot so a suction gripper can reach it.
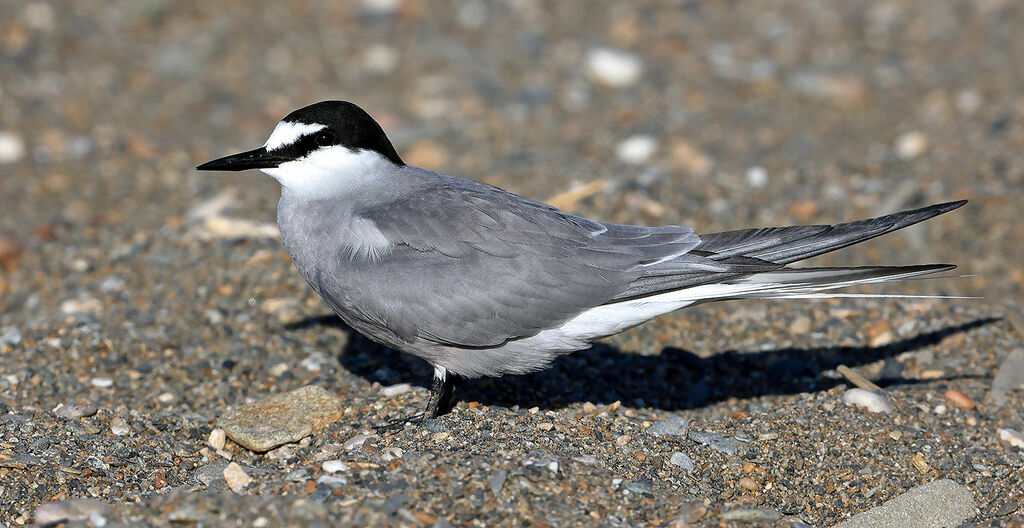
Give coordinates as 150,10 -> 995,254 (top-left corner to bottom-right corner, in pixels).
373,413 -> 426,432
372,366 -> 460,433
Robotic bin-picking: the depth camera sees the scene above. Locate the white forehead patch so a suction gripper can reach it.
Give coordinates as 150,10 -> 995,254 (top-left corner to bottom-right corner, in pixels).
264,121 -> 327,151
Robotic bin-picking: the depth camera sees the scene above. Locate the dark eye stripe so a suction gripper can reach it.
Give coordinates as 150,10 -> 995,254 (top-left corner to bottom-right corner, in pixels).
271,131 -> 338,160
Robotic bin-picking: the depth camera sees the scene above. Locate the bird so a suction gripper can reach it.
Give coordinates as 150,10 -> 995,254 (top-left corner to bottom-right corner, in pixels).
197,100 -> 965,426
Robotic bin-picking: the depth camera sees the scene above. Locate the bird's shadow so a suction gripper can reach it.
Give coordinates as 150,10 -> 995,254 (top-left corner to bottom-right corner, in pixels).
284,315 -> 997,412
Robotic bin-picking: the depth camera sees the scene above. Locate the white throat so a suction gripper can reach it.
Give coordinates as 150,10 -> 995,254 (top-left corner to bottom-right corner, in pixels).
262,147 -> 397,200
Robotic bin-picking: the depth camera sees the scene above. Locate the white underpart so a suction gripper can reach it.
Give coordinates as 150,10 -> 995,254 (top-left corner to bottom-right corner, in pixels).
263,121 -> 326,151
547,267 -> 959,344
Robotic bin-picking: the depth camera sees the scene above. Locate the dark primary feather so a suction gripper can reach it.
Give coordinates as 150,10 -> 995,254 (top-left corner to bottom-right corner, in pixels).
607,200 -> 966,302
698,200 -> 966,265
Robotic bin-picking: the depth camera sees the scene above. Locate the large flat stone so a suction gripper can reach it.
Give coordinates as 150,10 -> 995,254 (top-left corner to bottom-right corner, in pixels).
219,385 -> 343,452
833,479 -> 975,528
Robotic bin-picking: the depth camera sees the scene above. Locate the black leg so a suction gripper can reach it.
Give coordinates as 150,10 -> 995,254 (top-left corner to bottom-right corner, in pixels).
374,366 -> 459,431
425,366 -> 459,418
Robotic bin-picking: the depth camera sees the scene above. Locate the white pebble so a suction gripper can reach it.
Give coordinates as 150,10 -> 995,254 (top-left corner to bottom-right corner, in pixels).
322,460 -> 349,473
895,131 -> 928,160
61,297 -> 103,316
0,131 -> 25,164
344,432 -> 376,451
223,462 -> 252,493
362,44 -> 398,74
361,0 -> 400,15
547,461 -> 559,473
745,166 -> 768,188
317,474 -> 347,487
380,383 -> 412,397
616,135 -> 657,165
842,388 -> 892,413
109,417 -> 130,436
208,428 -> 226,451
34,498 -> 107,526
585,48 -> 643,88
91,377 -> 113,388
269,362 -> 290,377
999,428 -> 1024,449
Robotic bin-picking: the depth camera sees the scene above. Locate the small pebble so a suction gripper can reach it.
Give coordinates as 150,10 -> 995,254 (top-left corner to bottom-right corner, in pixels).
0,327 -> 21,347
585,47 -> 643,87
788,71 -> 867,107
896,131 -> 929,160
614,434 -> 631,446
34,498 -> 107,526
721,508 -> 781,522
688,430 -> 743,455
322,460 -> 349,473
269,362 -> 290,377
738,476 -> 759,491
678,501 -> 708,523
911,453 -> 932,474
55,402 -> 98,419
789,316 -> 812,334
648,416 -> 690,437
489,469 -> 508,494
344,432 -> 376,451
316,474 -> 347,487
61,297 -> 103,316
208,428 -> 226,451
0,131 -> 26,164
623,480 -> 652,496
380,383 -> 412,397
616,135 -> 657,165
998,428 -> 1024,449
842,388 -> 892,413
745,166 -> 768,188
223,462 -> 251,493
109,417 -> 130,436
98,275 -> 125,292
285,468 -> 308,482
361,0 -> 400,16
91,377 -> 113,388
669,452 -> 694,471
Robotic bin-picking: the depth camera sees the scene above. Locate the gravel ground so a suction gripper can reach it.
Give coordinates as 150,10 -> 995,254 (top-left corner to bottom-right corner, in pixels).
2,0 -> 1023,526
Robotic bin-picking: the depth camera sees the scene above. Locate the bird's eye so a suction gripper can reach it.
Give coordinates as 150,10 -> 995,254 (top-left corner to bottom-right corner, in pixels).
314,131 -> 336,147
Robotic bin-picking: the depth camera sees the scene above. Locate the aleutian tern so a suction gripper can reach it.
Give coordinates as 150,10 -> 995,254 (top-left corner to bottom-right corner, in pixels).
197,100 -> 965,424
